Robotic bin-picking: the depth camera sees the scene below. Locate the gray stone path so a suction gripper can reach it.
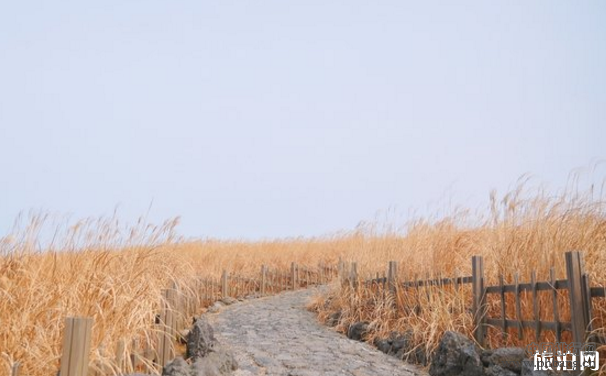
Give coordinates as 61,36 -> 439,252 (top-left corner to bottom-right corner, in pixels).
206,288 -> 426,376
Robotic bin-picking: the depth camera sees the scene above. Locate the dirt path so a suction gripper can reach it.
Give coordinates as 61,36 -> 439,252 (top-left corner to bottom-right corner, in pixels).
206,288 -> 426,376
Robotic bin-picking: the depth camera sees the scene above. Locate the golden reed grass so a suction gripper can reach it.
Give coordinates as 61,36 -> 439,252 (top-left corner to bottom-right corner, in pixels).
1,177 -> 605,375
0,216 -> 344,375
310,179 -> 606,372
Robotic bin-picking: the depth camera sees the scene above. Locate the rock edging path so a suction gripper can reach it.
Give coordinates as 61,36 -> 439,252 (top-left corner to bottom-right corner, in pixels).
206,288 -> 427,376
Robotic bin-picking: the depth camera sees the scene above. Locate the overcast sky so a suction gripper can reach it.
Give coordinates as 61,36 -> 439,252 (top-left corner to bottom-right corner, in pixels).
1,1 -> 605,239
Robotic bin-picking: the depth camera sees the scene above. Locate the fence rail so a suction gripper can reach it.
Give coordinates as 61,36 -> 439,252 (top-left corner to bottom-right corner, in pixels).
38,262 -> 339,376
20,251 -> 602,375
591,287 -> 606,298
345,251 -> 602,349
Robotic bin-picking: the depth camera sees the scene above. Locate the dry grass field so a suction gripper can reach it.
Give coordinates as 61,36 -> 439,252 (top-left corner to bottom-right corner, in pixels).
1,180 -> 605,375
310,181 -> 606,368
0,217 -> 345,375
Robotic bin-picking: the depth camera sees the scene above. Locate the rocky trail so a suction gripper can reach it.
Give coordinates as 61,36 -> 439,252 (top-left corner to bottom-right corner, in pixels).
205,288 -> 426,376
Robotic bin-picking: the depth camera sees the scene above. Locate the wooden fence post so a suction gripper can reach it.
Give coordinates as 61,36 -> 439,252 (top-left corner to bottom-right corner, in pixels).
565,251 -> 591,346
387,261 -> 398,295
130,338 -> 140,371
338,258 -> 345,286
11,362 -> 20,376
115,339 -> 125,371
192,278 -> 200,318
319,263 -> 325,284
261,265 -> 267,295
143,337 -> 155,372
158,288 -> 177,368
172,282 -> 186,333
291,262 -> 297,290
350,262 -> 358,289
581,273 -> 594,342
221,270 -> 229,298
296,264 -> 300,287
472,255 -> 487,347
60,317 -> 93,376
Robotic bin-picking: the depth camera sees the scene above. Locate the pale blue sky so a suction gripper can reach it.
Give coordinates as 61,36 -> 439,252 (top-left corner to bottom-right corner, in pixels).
1,1 -> 605,239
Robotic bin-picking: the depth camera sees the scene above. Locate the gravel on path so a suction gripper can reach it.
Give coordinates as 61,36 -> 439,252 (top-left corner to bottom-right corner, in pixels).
207,288 -> 427,376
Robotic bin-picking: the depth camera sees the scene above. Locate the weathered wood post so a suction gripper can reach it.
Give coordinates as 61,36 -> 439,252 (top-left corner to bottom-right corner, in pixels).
130,338 -> 140,371
60,317 -> 93,376
581,273 -> 594,342
565,251 -> 591,346
191,279 -> 198,319
472,255 -> 487,347
261,265 -> 267,295
291,262 -> 297,290
338,258 -> 345,286
386,261 -> 398,310
143,338 -> 155,372
296,264 -> 300,287
158,287 -> 177,367
221,270 -> 229,298
11,362 -> 20,376
172,281 -> 186,332
350,262 -> 358,289
319,263 -> 325,284
387,261 -> 398,295
531,271 -> 540,342
115,339 -> 126,371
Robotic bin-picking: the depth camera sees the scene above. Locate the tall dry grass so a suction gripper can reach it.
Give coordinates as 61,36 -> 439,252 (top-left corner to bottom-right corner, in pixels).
0,215 -> 345,376
311,180 -> 606,368
1,177 -> 605,375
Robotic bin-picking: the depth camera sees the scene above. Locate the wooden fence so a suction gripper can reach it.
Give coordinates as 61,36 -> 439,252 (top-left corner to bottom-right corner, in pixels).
21,262 -> 338,376
25,251 -> 602,375
345,251 -> 602,348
